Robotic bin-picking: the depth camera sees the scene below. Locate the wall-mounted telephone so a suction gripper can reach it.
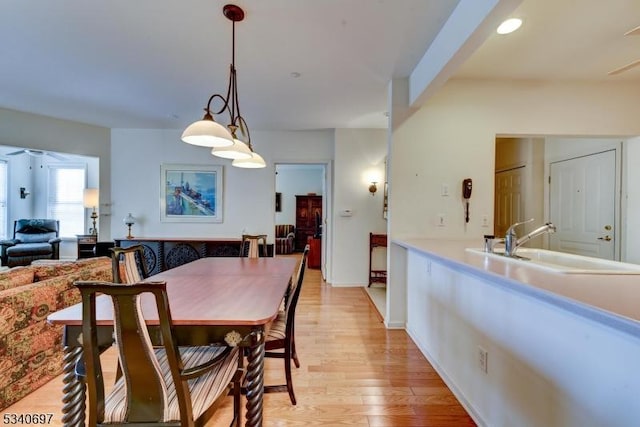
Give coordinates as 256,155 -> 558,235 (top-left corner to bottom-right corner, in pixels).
463,178 -> 472,199
462,178 -> 472,223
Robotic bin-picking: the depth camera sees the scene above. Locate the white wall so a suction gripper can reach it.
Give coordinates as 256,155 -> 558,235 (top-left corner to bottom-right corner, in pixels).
390,80 -> 640,243
110,128 -> 333,242
333,128 -> 388,286
3,154 -> 32,227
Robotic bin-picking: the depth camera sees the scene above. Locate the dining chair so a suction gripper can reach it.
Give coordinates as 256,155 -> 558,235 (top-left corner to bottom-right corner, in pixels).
75,280 -> 242,427
240,234 -> 268,258
263,244 -> 310,405
110,245 -> 150,283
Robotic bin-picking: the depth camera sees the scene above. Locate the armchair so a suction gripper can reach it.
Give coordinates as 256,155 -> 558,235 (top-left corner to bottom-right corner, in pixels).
0,219 -> 61,267
275,224 -> 295,255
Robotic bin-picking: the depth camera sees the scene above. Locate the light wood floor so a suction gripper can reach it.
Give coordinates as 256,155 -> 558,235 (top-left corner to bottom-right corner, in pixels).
1,261 -> 475,427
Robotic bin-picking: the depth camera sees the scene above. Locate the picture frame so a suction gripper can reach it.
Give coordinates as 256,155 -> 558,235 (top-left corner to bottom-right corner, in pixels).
275,192 -> 282,212
160,163 -> 223,223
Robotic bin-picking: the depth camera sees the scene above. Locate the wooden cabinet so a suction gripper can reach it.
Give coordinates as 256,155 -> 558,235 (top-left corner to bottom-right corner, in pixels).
295,195 -> 322,252
307,236 -> 321,269
76,234 -> 97,259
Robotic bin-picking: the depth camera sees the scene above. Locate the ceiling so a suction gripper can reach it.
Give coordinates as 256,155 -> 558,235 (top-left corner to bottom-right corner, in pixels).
2,1 -> 638,134
453,0 -> 640,82
0,0 -> 459,130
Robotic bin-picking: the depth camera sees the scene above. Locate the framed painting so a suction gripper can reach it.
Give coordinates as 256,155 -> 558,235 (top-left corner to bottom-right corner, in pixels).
275,192 -> 282,212
160,164 -> 223,223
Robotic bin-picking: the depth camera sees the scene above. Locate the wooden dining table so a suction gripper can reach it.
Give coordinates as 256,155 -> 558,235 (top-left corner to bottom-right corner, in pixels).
47,256 -> 299,427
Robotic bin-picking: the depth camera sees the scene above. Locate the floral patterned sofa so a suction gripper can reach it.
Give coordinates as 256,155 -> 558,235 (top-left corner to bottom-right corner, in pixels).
0,257 -> 112,410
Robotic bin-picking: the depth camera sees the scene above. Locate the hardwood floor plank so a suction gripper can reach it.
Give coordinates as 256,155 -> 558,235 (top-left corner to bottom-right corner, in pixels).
0,258 -> 475,427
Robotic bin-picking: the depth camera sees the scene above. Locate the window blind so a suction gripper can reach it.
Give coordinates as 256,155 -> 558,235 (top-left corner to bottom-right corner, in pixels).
48,165 -> 86,237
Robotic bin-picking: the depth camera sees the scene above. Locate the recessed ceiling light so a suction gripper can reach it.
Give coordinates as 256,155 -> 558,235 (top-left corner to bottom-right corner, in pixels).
290,72 -> 301,78
497,18 -> 522,35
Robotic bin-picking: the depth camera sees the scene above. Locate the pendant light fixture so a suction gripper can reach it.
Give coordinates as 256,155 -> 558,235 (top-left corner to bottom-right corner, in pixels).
211,125 -> 252,160
182,4 -> 265,168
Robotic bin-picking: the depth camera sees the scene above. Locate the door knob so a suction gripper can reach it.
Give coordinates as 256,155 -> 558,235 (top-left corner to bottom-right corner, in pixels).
597,236 -> 612,241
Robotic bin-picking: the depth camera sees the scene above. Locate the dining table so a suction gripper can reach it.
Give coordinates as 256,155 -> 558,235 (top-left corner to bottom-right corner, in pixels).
47,256 -> 299,427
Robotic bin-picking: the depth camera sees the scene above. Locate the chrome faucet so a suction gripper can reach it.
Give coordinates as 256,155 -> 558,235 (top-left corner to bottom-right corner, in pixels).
483,235 -> 505,253
504,219 -> 556,257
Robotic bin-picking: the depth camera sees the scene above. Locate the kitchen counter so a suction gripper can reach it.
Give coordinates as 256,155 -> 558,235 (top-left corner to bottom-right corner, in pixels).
394,238 -> 640,334
391,237 -> 640,427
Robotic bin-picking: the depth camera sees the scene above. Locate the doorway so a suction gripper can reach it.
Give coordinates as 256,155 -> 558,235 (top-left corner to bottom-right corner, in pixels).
275,163 -> 329,278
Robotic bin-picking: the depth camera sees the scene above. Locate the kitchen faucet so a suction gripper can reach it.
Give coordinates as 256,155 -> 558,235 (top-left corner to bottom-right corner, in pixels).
504,219 -> 556,257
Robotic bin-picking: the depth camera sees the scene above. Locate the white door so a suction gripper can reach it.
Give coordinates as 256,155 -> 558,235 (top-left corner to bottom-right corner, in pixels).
549,150 -> 616,259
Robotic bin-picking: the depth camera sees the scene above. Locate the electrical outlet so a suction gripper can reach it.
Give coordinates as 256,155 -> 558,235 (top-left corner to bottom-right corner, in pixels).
482,215 -> 489,227
478,346 -> 488,374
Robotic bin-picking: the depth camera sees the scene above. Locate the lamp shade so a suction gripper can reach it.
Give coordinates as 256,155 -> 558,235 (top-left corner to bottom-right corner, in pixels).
83,188 -> 99,208
232,152 -> 266,168
181,118 -> 235,148
123,213 -> 135,226
211,138 -> 253,159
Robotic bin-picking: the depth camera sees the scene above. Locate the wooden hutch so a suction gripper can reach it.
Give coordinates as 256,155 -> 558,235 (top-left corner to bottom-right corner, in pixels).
295,194 -> 322,252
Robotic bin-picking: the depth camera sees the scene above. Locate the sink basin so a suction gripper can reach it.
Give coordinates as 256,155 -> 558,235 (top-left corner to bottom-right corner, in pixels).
465,247 -> 640,274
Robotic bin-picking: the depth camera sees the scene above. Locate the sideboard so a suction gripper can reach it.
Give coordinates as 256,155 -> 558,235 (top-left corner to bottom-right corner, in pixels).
113,237 -> 274,275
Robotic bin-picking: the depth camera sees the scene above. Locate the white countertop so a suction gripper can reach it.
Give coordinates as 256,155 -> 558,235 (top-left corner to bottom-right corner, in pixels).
393,238 -> 640,336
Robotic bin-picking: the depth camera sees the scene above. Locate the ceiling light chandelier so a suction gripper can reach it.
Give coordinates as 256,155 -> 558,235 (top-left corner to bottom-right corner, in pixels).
181,4 -> 265,168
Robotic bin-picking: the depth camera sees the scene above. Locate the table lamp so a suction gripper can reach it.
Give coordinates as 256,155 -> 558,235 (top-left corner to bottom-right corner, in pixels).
124,213 -> 135,239
83,188 -> 99,236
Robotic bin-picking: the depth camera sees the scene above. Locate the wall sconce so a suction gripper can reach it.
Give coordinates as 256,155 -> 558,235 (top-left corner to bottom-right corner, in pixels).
124,213 -> 135,239
83,188 -> 99,236
369,182 -> 378,195
19,187 -> 30,199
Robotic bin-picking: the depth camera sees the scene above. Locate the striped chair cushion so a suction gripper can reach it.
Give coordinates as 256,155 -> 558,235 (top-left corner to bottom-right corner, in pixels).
275,225 -> 294,237
104,346 -> 239,423
266,311 -> 286,341
120,251 -> 142,283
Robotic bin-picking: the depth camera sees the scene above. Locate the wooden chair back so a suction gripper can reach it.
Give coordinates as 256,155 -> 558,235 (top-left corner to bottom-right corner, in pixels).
110,245 -> 150,283
75,280 -> 240,426
240,234 -> 268,258
285,245 -> 310,331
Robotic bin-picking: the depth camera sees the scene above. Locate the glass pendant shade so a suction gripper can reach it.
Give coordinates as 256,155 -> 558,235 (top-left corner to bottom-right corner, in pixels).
211,138 -> 252,159
181,118 -> 234,147
123,213 -> 135,226
232,151 -> 266,168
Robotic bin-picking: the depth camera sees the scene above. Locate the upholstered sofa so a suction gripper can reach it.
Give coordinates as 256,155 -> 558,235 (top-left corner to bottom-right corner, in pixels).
0,219 -> 61,267
275,224 -> 295,255
0,257 -> 112,410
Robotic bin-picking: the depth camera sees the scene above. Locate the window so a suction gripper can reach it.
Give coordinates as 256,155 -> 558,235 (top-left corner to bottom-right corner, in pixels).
0,160 -> 7,239
47,165 -> 86,237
